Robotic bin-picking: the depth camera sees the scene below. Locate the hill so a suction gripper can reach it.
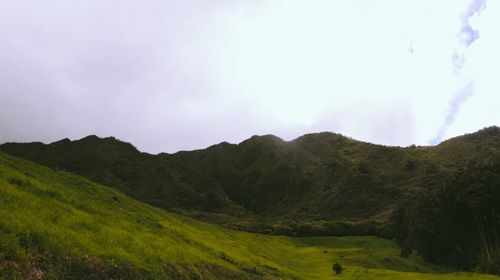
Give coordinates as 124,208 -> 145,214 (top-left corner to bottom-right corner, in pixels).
1,151 -> 499,279
1,127 -> 499,236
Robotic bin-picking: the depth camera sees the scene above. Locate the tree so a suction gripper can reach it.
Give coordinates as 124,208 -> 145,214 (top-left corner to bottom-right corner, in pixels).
332,263 -> 342,275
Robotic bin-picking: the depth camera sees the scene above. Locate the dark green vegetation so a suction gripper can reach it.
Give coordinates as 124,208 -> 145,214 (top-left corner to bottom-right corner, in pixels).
4,151 -> 499,279
1,126 -> 500,274
393,127 -> 500,274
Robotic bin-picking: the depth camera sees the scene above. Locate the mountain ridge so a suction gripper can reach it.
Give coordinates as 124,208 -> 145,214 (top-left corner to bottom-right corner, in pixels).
1,126 -> 499,236
1,127 -> 500,272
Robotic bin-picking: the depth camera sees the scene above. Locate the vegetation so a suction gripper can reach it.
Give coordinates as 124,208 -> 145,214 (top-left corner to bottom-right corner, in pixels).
390,127 -> 500,274
392,161 -> 500,274
1,151 -> 499,279
0,130 -> 470,226
1,126 -> 499,273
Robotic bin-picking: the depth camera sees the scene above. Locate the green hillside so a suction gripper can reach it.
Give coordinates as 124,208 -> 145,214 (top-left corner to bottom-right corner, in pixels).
2,127 -> 499,236
0,151 -> 498,279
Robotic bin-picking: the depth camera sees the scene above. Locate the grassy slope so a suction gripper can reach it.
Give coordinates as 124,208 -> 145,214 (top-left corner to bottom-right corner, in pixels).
0,152 -> 498,279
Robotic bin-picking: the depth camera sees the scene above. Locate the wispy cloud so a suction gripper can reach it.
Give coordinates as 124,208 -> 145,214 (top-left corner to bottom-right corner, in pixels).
432,0 -> 486,144
431,82 -> 474,144
452,0 -> 486,73
460,0 -> 487,45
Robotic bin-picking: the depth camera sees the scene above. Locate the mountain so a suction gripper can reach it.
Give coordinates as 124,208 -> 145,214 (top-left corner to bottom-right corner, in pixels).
1,127 -> 500,238
1,151 -> 498,279
390,127 -> 500,272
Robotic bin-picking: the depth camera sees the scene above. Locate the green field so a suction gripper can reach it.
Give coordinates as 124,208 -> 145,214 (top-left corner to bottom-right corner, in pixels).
0,152 -> 497,279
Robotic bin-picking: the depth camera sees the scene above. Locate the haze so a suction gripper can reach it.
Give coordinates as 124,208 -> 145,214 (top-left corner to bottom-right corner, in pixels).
1,0 -> 499,153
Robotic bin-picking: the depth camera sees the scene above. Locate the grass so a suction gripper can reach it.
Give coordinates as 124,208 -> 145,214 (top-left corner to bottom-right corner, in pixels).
0,151 -> 498,279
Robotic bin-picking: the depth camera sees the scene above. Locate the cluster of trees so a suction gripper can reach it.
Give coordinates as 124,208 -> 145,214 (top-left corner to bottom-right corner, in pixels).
392,166 -> 500,274
231,219 -> 388,237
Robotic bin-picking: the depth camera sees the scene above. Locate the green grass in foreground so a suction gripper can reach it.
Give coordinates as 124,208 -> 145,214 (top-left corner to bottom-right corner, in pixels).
0,152 -> 498,279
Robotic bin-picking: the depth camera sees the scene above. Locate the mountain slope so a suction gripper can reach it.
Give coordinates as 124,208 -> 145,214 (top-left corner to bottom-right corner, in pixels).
1,151 -> 499,279
0,136 -> 245,215
1,127 -> 499,236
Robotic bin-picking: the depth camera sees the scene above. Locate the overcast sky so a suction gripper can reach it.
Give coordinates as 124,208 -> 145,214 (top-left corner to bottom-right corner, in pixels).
1,0 -> 499,153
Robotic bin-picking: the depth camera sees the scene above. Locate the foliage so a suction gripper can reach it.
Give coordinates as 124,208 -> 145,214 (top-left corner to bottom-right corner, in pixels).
1,152 -> 499,279
392,165 -> 500,273
0,130 -> 465,232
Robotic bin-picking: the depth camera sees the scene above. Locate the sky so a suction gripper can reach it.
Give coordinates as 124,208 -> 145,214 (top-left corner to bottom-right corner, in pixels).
1,0 -> 499,153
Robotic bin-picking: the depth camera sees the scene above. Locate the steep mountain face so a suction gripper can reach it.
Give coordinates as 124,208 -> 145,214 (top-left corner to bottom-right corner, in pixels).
390,127 -> 500,272
171,133 -> 424,221
1,127 -> 499,234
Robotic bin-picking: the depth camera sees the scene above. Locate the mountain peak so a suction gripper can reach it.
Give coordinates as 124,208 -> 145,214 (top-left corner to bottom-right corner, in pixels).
239,134 -> 285,146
